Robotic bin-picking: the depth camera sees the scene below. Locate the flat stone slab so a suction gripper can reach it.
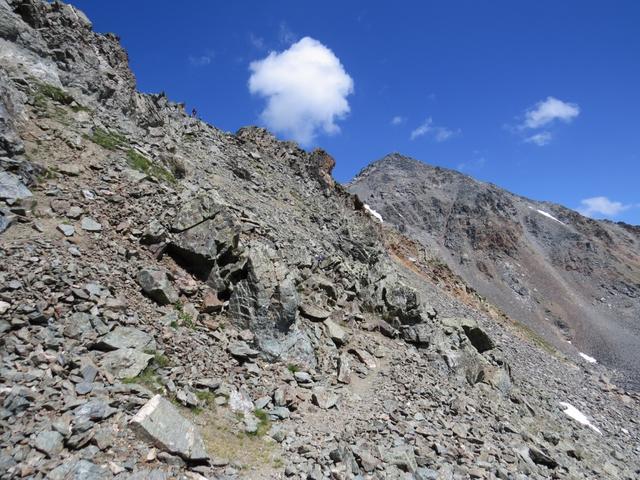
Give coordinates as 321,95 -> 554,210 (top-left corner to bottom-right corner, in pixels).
97,326 -> 156,351
100,348 -> 152,379
130,394 -> 209,463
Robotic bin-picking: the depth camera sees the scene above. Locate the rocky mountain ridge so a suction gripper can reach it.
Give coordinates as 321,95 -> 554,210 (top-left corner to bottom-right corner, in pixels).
1,1 -> 639,479
348,153 -> 640,391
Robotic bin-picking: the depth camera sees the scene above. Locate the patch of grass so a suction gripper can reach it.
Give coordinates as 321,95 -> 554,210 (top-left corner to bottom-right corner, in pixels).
194,408 -> 278,472
174,301 -> 196,329
38,83 -> 73,104
88,128 -> 128,150
126,149 -> 176,184
195,390 -> 216,407
287,364 -> 300,374
170,320 -> 178,329
252,409 -> 271,437
143,350 -> 171,368
122,367 -> 162,392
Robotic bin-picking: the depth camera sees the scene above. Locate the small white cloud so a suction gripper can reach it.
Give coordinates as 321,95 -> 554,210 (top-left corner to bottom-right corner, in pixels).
578,196 -> 631,218
248,37 -> 354,146
410,117 -> 459,142
390,116 -> 405,126
523,96 -> 580,129
188,52 -> 213,67
525,131 -> 552,146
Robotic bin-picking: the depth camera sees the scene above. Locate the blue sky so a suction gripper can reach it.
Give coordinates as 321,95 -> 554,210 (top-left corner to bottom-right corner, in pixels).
69,1 -> 640,224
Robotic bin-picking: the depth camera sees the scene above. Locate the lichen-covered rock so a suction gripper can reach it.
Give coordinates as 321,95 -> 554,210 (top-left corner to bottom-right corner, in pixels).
136,268 -> 179,305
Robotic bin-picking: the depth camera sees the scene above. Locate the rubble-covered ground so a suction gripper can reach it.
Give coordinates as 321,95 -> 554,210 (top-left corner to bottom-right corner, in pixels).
1,1 -> 639,479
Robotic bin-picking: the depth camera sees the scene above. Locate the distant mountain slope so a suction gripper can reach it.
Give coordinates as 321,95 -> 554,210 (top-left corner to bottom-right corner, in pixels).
348,153 -> 640,389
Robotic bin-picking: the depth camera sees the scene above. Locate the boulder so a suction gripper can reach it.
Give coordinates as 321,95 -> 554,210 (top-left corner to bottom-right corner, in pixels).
100,348 -> 153,379
96,326 -> 156,351
440,317 -> 495,353
130,395 -> 209,463
324,318 -> 349,346
0,171 -> 32,200
299,302 -> 331,321
81,216 -> 102,232
137,268 -> 179,305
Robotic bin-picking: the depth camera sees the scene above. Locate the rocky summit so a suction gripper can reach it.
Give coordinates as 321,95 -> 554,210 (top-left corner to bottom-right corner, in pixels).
348,154 -> 640,391
0,2 -> 639,480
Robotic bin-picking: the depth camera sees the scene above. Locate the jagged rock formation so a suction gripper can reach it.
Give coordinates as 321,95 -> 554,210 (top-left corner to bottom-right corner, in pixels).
1,1 -> 639,479
348,153 -> 640,390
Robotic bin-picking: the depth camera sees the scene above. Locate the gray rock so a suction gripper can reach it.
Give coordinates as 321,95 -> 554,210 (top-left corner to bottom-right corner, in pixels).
81,216 -> 103,232
299,302 -> 331,321
311,387 -> 339,409
228,341 -> 259,360
58,223 -> 75,236
48,459 -> 110,480
97,326 -> 156,351
100,348 -> 153,379
324,318 -> 349,346
130,394 -> 209,463
34,430 -> 63,457
136,268 -> 179,305
0,171 -> 32,200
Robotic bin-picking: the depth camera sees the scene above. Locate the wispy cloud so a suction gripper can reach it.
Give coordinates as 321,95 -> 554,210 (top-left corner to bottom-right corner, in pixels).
249,33 -> 266,50
410,117 -> 459,142
524,131 -> 552,146
248,37 -> 354,146
390,116 -> 405,126
578,196 -> 631,218
188,52 -> 214,67
278,21 -> 297,45
457,156 -> 486,172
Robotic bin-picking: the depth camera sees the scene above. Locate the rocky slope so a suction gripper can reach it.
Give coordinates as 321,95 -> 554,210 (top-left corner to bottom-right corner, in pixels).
1,1 -> 639,479
348,153 -> 640,391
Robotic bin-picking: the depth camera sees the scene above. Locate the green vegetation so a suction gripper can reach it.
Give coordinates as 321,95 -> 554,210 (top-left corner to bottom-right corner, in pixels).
174,301 -> 196,328
251,409 -> 271,437
126,149 -> 176,184
195,390 -> 216,407
122,367 -> 162,392
287,363 -> 300,374
33,83 -> 73,109
88,127 -> 128,150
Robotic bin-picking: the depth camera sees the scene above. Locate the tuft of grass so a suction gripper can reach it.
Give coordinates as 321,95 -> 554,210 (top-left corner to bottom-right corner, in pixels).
142,350 -> 171,368
195,390 -> 216,407
252,409 -> 271,437
34,83 -> 74,107
287,364 -> 300,374
88,128 -> 128,150
174,301 -> 196,328
127,149 -> 176,184
122,367 -> 162,392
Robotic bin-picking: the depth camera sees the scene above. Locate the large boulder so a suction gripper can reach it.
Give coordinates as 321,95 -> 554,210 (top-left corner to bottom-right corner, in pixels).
229,242 -> 315,366
130,395 -> 209,463
440,317 -> 495,353
136,268 -> 179,305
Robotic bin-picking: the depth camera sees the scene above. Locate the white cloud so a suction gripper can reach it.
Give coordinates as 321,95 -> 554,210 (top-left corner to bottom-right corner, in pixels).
525,131 -> 552,146
391,116 -> 405,126
410,117 -> 459,142
523,96 -> 580,129
248,37 -> 354,146
578,196 -> 631,218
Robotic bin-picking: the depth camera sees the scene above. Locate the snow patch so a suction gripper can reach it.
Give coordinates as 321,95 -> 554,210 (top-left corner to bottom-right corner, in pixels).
528,206 -> 565,225
578,352 -> 597,363
364,204 -> 383,223
559,402 -> 602,435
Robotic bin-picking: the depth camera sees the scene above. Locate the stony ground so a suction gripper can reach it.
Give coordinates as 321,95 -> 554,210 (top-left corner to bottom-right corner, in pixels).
1,1 -> 640,479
